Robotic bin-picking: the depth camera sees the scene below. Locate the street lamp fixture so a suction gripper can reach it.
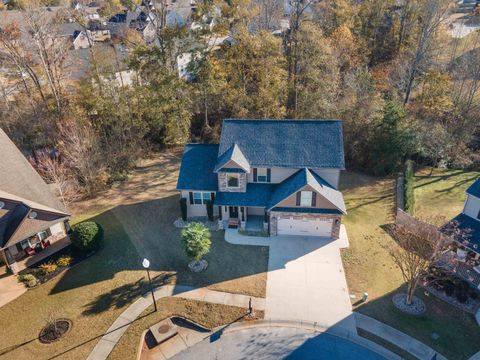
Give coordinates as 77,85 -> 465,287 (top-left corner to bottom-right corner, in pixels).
142,258 -> 157,312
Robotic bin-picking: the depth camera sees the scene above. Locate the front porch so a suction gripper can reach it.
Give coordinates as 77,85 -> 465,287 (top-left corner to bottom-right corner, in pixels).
220,206 -> 268,233
4,235 -> 71,274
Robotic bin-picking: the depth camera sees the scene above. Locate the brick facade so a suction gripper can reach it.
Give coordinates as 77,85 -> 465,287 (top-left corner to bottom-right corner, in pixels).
269,212 -> 342,239
218,172 -> 247,192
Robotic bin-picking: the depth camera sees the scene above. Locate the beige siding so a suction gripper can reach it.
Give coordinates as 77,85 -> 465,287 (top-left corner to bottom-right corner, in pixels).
180,190 -> 218,218
247,167 -> 341,188
273,185 -> 338,210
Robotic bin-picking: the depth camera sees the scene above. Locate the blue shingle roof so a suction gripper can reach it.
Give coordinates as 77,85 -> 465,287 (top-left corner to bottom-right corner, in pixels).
268,168 -> 346,213
440,213 -> 480,253
467,178 -> 480,198
214,184 -> 274,207
176,144 -> 219,191
218,119 -> 345,169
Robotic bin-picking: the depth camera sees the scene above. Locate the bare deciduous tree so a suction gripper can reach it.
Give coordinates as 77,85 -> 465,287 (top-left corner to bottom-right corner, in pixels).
385,225 -> 448,305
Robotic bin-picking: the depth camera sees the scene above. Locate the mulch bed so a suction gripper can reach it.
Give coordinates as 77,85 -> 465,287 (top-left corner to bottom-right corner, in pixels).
39,319 -> 72,344
19,245 -> 93,284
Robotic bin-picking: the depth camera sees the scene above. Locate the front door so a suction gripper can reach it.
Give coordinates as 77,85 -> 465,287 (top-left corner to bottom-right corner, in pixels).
229,206 -> 239,218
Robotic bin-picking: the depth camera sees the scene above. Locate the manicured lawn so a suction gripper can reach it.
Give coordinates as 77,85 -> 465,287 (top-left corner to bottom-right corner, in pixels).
341,169 -> 480,360
0,150 -> 267,359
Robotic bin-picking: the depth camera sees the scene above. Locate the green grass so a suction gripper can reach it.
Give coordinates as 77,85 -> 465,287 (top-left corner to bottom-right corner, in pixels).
0,152 -> 268,360
357,328 -> 418,360
341,169 -> 480,360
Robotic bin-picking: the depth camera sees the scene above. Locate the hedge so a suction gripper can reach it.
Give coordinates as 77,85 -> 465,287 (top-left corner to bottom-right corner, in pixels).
70,221 -> 103,252
404,160 -> 415,214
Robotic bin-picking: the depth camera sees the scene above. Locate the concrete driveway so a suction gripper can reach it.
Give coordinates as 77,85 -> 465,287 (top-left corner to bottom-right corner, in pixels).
225,226 -> 355,333
0,268 -> 26,308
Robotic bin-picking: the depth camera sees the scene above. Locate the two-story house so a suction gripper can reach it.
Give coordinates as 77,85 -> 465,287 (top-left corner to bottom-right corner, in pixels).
176,119 -> 347,239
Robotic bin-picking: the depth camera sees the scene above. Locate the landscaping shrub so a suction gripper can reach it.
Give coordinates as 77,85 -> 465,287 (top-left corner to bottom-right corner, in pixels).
404,160 -> 415,214
180,197 -> 187,221
18,273 -> 38,288
56,255 -> 73,267
39,261 -> 58,275
205,200 -> 213,221
181,222 -> 211,261
444,281 -> 455,297
71,221 -> 103,252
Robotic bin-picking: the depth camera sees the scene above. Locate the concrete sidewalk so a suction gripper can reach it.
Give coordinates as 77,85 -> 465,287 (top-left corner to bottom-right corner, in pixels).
355,312 -> 448,360
86,285 -> 265,360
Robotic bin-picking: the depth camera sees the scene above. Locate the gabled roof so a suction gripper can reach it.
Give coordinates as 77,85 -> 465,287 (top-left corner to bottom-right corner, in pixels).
0,129 -> 66,213
467,178 -> 480,199
218,119 -> 345,169
214,143 -> 250,173
268,168 -> 346,213
440,213 -> 480,253
176,144 -> 219,191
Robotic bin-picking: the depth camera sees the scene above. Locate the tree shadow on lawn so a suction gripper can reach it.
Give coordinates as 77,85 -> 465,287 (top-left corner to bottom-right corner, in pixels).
50,195 -> 269,298
355,284 -> 480,360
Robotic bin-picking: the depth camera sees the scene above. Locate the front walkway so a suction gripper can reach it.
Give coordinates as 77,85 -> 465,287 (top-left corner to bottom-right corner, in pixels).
87,285 -> 265,360
225,225 -> 356,333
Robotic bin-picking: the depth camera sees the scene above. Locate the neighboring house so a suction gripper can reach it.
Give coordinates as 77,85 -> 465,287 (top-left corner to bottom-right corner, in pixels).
439,178 -> 480,288
87,20 -> 111,42
73,30 -> 91,50
0,129 -> 70,274
176,119 -> 347,239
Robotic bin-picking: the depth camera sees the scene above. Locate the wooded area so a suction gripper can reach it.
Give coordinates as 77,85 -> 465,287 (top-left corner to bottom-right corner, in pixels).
0,0 -> 479,204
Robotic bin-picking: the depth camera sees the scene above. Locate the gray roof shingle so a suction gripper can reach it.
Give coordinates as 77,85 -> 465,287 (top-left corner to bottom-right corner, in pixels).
467,178 -> 480,199
217,119 -> 345,169
176,144 -> 219,191
214,184 -> 274,207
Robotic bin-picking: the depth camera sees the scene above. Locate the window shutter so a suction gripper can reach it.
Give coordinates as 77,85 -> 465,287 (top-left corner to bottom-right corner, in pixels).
253,168 -> 257,182
218,206 -> 222,220
267,168 -> 271,183
296,192 -> 301,206
312,192 -> 317,207
189,192 -> 193,205
211,192 -> 215,202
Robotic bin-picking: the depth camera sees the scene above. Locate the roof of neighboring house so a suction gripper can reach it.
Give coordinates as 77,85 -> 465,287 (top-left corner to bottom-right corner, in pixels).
467,178 -> 480,198
214,184 -> 275,207
217,119 -> 345,169
268,168 -> 346,213
440,213 -> 480,253
214,143 -> 250,173
0,129 -> 66,213
177,144 -> 219,191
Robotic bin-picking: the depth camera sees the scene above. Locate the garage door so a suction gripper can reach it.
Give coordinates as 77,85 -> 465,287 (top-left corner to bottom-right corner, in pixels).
277,216 -> 332,237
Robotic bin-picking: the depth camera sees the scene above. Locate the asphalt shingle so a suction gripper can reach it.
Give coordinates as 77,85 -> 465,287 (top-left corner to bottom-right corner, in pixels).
467,178 -> 480,199
217,119 -> 345,169
440,213 -> 480,253
176,144 -> 219,191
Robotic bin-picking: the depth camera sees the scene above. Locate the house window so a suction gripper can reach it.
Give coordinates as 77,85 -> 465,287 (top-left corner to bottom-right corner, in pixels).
300,191 -> 313,207
227,174 -> 239,188
193,192 -> 211,205
256,168 -> 268,183
38,230 -> 49,241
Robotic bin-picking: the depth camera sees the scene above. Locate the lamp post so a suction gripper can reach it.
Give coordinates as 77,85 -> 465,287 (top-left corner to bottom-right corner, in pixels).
142,258 -> 157,312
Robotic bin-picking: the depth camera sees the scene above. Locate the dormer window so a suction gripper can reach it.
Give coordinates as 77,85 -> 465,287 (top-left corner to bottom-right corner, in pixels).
227,174 -> 239,188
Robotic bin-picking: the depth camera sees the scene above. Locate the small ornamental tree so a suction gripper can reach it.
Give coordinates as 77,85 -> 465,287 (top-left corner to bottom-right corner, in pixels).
71,221 -> 103,252
181,222 -> 211,269
385,225 -> 446,305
